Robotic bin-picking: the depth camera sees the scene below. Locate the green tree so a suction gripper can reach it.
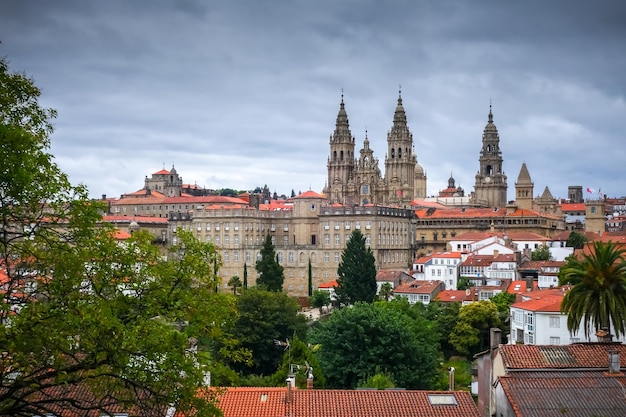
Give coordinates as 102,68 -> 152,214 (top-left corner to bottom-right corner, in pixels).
228,275 -> 242,295
449,300 -> 501,357
566,231 -> 588,250
243,262 -> 248,289
0,57 -> 233,416
270,335 -> 326,388
335,229 -> 377,305
531,244 -> 552,261
310,290 -> 331,315
425,302 -> 461,359
309,302 -> 439,389
457,276 -> 475,290
358,371 -> 396,389
378,282 -> 394,301
230,288 -> 308,376
559,241 -> 626,338
255,234 -> 284,291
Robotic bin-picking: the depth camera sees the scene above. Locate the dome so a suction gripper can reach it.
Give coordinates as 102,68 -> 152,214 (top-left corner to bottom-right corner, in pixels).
415,162 -> 424,175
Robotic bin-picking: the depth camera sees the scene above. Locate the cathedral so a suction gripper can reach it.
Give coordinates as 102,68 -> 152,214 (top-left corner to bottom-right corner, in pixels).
323,92 -> 427,206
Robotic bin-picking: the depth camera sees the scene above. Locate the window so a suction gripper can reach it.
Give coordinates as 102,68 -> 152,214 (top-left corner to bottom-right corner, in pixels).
224,222 -> 230,231
234,234 -> 240,245
324,252 -> 330,262
215,236 -> 221,245
283,236 -> 288,246
277,252 -> 282,262
355,221 -> 361,229
549,336 -> 560,345
335,234 -> 340,245
334,252 -> 340,262
324,234 -> 330,245
365,220 -> 371,229
334,221 -> 340,230
224,252 -> 229,263
245,251 -> 251,262
233,251 -> 239,262
224,235 -> 230,245
288,252 -> 295,263
345,221 -> 350,230
549,316 -> 560,328
215,223 -> 220,231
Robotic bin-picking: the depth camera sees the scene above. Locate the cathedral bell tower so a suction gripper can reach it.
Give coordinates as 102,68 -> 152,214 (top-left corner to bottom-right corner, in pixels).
474,106 -> 507,208
384,90 -> 416,205
326,93 -> 356,204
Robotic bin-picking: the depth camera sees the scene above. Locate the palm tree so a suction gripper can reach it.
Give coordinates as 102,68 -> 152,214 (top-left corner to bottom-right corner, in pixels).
559,241 -> 626,339
228,275 -> 243,295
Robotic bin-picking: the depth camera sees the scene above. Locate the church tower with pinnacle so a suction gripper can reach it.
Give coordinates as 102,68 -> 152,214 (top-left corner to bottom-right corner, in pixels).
384,90 -> 417,206
515,162 -> 534,210
474,106 -> 508,208
326,93 -> 356,204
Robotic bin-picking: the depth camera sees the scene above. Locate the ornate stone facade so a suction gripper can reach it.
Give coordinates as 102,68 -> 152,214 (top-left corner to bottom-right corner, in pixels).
323,93 -> 427,206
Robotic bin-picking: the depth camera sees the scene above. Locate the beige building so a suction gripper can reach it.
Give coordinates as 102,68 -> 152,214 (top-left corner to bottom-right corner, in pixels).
104,97 -> 572,297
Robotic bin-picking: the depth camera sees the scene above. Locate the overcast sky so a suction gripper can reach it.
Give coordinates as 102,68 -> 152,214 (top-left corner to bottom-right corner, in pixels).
1,0 -> 625,201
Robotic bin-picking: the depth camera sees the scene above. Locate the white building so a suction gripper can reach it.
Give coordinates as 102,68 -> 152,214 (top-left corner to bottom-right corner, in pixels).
509,287 -> 626,345
412,252 -> 462,290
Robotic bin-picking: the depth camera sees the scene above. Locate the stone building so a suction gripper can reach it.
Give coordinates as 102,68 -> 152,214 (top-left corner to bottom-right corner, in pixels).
323,92 -> 427,206
473,106 -> 508,208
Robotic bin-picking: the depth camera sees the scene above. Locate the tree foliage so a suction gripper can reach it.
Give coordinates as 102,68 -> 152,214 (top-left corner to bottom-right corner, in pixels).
0,57 -> 236,417
230,288 -> 308,376
270,335 -> 325,388
531,244 -> 552,261
309,301 -> 439,389
449,300 -> 501,357
335,229 -> 377,305
566,231 -> 588,250
228,275 -> 242,295
378,282 -> 394,301
559,241 -> 626,338
310,290 -> 331,314
255,234 -> 284,291
424,302 -> 461,359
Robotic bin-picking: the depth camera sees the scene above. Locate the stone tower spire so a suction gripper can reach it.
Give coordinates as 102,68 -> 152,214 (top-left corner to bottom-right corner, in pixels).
384,88 -> 416,205
515,162 -> 534,210
474,105 -> 508,207
326,92 -> 355,204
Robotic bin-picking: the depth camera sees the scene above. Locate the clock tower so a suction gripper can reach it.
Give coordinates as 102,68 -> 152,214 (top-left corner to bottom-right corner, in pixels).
474,106 -> 508,207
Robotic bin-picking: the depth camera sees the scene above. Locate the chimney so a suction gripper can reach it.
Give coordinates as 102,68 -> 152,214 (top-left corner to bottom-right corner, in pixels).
525,276 -> 533,292
285,374 -> 295,403
609,351 -> 620,374
596,328 -> 613,343
490,328 -> 502,351
307,368 -> 314,390
448,367 -> 455,391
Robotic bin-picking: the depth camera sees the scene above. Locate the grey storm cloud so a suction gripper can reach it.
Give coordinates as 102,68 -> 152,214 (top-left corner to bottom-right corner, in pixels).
1,0 -> 625,199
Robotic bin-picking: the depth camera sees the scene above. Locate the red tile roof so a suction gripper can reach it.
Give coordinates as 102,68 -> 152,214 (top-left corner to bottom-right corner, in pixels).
153,168 -> 170,175
509,288 -> 565,312
318,280 -> 338,289
435,289 -> 477,303
294,190 -> 326,199
498,373 -> 626,417
394,280 -> 444,295
560,202 -> 586,212
190,387 -> 480,417
498,344 -> 626,370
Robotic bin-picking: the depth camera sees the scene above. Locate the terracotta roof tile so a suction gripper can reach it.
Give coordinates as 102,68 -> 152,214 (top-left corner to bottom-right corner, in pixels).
499,344 -> 626,370
191,388 -> 480,417
394,280 -> 444,295
294,190 -> 326,199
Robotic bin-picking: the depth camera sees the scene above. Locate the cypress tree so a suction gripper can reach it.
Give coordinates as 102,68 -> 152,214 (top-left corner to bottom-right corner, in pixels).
335,229 -> 377,304
255,234 -> 284,291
